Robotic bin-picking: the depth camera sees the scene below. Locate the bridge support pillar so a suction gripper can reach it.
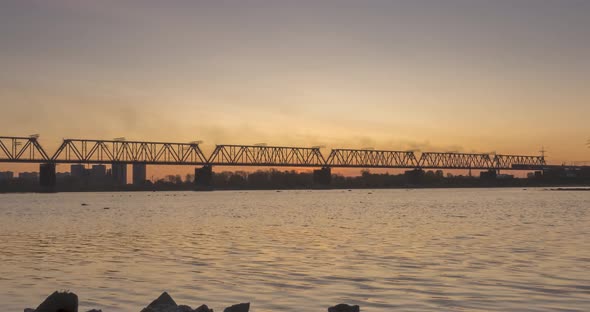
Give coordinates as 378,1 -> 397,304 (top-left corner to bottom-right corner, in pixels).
39,163 -> 56,191
132,163 -> 147,186
313,166 -> 331,186
111,163 -> 127,185
195,165 -> 213,190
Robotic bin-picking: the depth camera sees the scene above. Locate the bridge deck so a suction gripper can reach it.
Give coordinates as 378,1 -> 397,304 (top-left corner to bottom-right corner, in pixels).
0,136 -> 554,170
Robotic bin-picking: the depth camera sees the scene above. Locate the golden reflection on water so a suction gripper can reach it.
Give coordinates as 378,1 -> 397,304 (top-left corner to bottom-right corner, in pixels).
0,189 -> 589,311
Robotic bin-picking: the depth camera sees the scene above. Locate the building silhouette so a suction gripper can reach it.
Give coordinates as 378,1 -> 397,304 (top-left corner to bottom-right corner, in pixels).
70,164 -> 85,178
0,171 -> 14,181
18,172 -> 39,182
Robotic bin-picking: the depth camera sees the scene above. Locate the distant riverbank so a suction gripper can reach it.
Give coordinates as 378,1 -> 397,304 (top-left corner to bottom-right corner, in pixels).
3,168 -> 589,193
1,182 -> 590,193
2,183 -> 590,194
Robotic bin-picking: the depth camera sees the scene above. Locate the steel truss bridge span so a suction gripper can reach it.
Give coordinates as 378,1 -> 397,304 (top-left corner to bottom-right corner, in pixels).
0,136 -> 547,170
325,149 -> 418,168
51,139 -> 208,165
208,144 -> 326,167
0,136 -> 50,163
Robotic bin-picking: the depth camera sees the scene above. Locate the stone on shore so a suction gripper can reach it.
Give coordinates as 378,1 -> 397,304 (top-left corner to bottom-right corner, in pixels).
194,305 -> 213,312
28,291 -> 78,312
177,305 -> 212,312
140,292 -> 213,312
328,303 -> 360,312
25,290 -> 362,312
223,302 -> 249,312
141,292 -> 177,311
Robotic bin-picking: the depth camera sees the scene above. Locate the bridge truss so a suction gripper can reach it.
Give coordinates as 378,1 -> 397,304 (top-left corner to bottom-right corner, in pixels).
325,149 -> 418,168
493,154 -> 546,170
51,139 -> 208,165
0,136 -> 50,163
208,144 -> 326,167
418,152 -> 495,169
0,135 -> 550,171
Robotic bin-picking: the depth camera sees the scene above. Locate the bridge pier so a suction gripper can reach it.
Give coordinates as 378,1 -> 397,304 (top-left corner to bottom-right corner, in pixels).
39,163 -> 56,191
313,166 -> 331,186
132,163 -> 147,186
195,165 -> 213,190
111,163 -> 127,185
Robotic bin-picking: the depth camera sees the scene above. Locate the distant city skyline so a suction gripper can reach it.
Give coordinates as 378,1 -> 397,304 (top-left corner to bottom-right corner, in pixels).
1,1 -> 589,177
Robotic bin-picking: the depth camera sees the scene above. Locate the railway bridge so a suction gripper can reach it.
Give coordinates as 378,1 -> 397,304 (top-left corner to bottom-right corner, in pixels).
0,135 -> 553,189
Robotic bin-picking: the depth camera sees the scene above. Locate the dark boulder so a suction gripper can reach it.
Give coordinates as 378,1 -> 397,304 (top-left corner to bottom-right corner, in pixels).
30,291 -> 78,312
141,292 -> 178,312
177,305 -> 212,312
140,292 -> 212,312
223,303 -> 249,312
194,305 -> 213,312
328,303 -> 360,312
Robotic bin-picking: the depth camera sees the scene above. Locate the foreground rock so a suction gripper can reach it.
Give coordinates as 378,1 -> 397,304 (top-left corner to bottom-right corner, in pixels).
328,303 -> 360,312
140,292 -> 213,312
223,303 -> 249,312
23,291 -> 103,312
24,291 -> 80,312
27,290 -> 359,311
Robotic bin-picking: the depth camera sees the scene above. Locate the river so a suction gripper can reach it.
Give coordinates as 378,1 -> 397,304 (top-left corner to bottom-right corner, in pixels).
0,188 -> 589,311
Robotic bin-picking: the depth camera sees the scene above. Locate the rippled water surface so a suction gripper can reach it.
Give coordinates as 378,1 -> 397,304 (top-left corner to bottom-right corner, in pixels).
1,189 -> 589,311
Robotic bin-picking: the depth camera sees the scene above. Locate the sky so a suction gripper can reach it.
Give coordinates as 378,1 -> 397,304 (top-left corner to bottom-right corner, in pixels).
1,0 -> 589,176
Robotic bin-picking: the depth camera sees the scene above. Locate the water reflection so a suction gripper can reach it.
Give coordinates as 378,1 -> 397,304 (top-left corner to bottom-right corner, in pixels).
0,189 -> 589,311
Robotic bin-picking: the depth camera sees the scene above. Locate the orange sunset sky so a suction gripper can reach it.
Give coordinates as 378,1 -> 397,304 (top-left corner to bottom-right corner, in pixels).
1,1 -> 589,177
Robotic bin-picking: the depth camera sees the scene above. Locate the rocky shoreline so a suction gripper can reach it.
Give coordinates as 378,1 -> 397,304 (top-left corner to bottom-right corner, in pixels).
25,291 -> 361,312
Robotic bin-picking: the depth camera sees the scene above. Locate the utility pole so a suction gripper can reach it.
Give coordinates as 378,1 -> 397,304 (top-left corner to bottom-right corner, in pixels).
539,146 -> 547,165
